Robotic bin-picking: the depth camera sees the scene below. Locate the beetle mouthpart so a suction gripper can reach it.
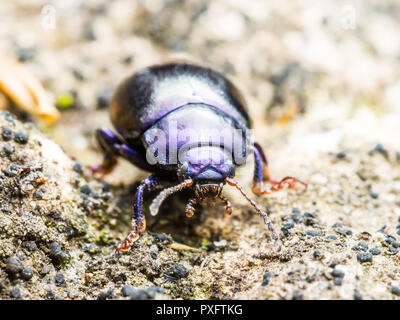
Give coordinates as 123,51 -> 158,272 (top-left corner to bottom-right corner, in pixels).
149,179 -> 193,216
226,177 -> 281,252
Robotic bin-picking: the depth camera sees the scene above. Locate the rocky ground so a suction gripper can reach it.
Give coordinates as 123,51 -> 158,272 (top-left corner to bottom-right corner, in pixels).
0,0 -> 400,300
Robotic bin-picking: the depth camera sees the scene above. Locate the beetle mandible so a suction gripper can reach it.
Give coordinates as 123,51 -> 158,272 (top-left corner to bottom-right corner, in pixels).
93,62 -> 307,253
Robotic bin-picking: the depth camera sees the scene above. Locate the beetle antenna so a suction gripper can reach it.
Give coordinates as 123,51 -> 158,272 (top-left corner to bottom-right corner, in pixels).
226,177 -> 282,252
149,179 -> 193,216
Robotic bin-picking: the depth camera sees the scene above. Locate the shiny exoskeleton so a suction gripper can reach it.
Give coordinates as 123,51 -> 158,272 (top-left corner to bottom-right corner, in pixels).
93,62 -> 306,253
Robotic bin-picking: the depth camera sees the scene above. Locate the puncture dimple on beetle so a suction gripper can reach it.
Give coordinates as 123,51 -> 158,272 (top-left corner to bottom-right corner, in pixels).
92,62 -> 307,253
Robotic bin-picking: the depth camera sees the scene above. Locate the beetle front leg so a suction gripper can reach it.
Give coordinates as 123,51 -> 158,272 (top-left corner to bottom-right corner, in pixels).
93,128 -> 153,175
252,142 -> 307,196
116,175 -> 167,253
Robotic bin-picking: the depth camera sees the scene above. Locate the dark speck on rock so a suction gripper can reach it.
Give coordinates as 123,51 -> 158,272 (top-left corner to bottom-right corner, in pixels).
354,289 -> 362,300
14,131 -> 29,144
303,212 -> 316,226
332,222 -> 343,228
326,235 -> 337,241
97,288 -> 114,300
351,241 -> 368,252
262,272 -> 272,286
3,144 -> 14,155
10,288 -> 21,299
55,273 -> 66,287
391,286 -> 400,296
150,252 -> 157,259
292,291 -> 303,300
313,249 -> 321,259
97,87 -> 114,109
329,261 -> 339,268
147,231 -> 169,242
334,277 -> 343,286
369,248 -> 381,255
46,289 -> 55,299
388,247 -> 398,254
306,229 -> 322,237
80,184 -> 92,195
291,208 -> 302,223
5,257 -> 23,275
122,285 -> 135,297
22,241 -> 37,252
391,241 -> 400,248
49,242 -> 66,265
2,111 -> 16,124
369,190 -> 379,199
331,268 -> 344,278
2,127 -> 13,141
33,191 -> 42,199
165,263 -> 189,281
368,143 -> 389,159
357,252 -> 373,263
73,162 -> 83,174
21,267 -> 33,280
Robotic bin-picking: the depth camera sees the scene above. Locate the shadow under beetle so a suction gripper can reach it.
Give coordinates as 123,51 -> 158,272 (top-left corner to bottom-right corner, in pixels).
93,62 -> 307,253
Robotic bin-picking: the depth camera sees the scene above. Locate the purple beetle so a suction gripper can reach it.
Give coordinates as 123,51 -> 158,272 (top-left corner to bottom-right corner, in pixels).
93,62 -> 306,253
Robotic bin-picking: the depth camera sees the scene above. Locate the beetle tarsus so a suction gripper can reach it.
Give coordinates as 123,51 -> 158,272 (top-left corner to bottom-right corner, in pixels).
253,176 -> 308,196
185,198 -> 197,218
218,194 -> 232,216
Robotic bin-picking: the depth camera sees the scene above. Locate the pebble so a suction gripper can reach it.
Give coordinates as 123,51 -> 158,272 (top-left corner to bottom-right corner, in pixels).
165,263 -> 189,280
73,162 -> 83,174
5,257 -> 23,275
21,267 -> 33,280
351,241 -> 368,252
80,184 -> 92,195
14,131 -> 29,144
331,268 -> 344,278
22,241 -> 37,252
369,191 -> 379,199
49,242 -> 66,264
356,252 -> 373,263
303,212 -> 316,226
262,272 -> 272,286
46,289 -> 55,299
121,285 -> 135,297
18,47 -> 36,62
3,144 -> 14,155
388,246 -> 398,254
97,87 -> 114,109
292,291 -> 303,300
391,286 -> 400,296
313,249 -> 321,259
291,208 -> 302,223
97,288 -> 114,300
368,143 -> 389,159
55,273 -> 66,287
333,277 -> 343,286
10,288 -> 21,299
2,127 -> 13,141
33,191 -> 42,199
306,229 -> 322,237
148,231 -> 169,242
354,289 -> 362,300
369,248 -> 381,255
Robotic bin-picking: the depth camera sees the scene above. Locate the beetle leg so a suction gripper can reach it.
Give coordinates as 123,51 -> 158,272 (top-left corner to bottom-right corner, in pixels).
185,198 -> 197,218
252,142 -> 307,196
218,194 -> 232,216
226,178 -> 281,252
116,175 -> 167,253
93,128 -> 153,175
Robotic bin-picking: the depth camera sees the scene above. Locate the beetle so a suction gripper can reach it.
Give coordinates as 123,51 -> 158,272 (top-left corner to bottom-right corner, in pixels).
93,62 -> 307,253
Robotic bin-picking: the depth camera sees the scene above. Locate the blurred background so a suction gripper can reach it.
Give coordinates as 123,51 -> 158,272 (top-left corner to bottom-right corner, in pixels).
0,0 -> 399,187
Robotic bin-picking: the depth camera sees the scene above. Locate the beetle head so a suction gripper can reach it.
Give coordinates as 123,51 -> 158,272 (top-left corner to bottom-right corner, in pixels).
177,145 -> 234,198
